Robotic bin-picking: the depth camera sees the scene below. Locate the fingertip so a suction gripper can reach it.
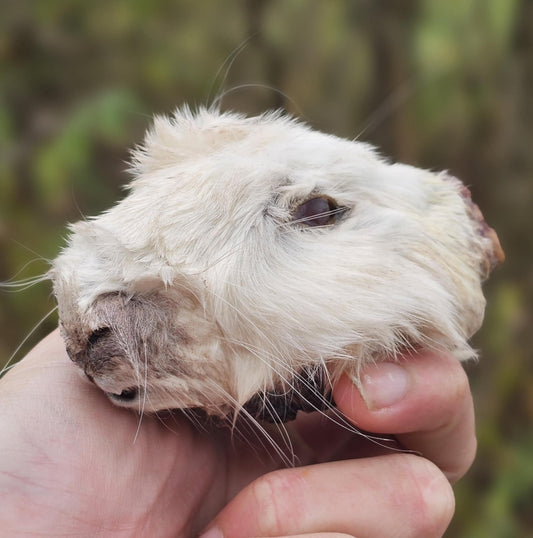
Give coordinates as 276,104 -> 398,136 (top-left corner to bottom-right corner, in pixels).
394,454 -> 456,537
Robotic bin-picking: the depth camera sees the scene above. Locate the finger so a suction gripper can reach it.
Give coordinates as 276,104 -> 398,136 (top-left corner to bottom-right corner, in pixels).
264,534 -> 355,538
201,453 -> 454,538
333,351 -> 476,482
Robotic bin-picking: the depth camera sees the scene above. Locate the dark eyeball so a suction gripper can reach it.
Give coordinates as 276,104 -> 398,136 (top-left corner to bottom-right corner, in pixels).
294,196 -> 344,227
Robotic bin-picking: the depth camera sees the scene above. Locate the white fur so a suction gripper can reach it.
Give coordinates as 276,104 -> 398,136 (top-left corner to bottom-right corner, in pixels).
51,108 -> 497,417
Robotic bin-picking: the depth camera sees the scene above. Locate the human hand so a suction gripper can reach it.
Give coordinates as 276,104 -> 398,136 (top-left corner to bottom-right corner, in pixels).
0,330 -> 475,537
199,353 -> 475,538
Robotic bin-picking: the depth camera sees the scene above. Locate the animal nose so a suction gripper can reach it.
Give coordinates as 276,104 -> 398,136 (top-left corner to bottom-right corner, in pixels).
81,328 -> 141,404
65,325 -> 123,372
86,326 -> 123,366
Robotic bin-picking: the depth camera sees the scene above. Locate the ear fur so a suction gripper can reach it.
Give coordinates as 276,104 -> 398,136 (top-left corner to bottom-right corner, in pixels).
129,107 -> 251,178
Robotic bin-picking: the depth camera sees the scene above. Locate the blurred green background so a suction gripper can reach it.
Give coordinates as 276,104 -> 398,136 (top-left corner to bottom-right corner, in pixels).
0,1 -> 531,535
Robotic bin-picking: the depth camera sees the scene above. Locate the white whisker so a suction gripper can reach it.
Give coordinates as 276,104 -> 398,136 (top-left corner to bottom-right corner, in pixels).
207,36 -> 255,108
132,341 -> 149,444
7,239 -> 53,265
1,305 -> 58,378
211,84 -> 304,118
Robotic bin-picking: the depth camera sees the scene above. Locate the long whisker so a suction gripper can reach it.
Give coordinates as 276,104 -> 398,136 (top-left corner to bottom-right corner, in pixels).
211,84 -> 304,118
0,256 -> 51,286
0,274 -> 51,293
7,239 -> 53,265
220,325 -> 412,453
132,341 -> 149,444
354,73 -> 433,142
0,305 -> 58,377
207,36 -> 255,108
225,394 -> 296,467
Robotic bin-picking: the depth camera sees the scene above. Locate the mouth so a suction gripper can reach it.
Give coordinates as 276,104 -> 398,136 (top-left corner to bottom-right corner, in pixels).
106,387 -> 140,404
85,371 -> 142,406
242,366 -> 334,423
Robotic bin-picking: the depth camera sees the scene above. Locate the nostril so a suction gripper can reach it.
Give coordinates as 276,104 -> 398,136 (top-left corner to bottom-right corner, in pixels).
88,327 -> 112,348
86,326 -> 123,363
107,387 -> 139,403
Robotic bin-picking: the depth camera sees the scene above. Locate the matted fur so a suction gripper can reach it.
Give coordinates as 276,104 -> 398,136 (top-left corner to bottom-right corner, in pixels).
51,108 -> 503,420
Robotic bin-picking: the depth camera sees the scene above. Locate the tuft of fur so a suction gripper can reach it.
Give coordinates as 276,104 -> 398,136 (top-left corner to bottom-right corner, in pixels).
51,107 -> 502,420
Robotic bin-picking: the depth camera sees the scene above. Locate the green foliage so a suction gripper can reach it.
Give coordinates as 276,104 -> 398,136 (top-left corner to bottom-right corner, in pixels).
0,1 -> 531,535
33,89 -> 142,209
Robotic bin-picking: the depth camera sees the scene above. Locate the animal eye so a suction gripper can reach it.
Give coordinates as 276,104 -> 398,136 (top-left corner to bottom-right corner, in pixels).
293,196 -> 343,227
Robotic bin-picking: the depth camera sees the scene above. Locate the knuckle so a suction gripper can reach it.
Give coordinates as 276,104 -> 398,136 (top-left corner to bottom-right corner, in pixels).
447,360 -> 471,404
430,360 -> 473,432
251,469 -> 306,536
402,455 -> 456,537
446,434 -> 477,483
431,358 -> 471,423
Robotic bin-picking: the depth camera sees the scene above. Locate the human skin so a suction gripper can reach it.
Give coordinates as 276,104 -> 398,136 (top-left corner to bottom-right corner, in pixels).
0,329 -> 475,537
